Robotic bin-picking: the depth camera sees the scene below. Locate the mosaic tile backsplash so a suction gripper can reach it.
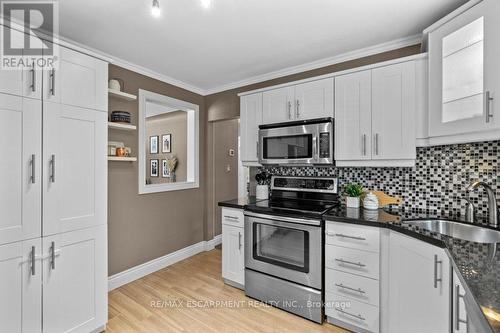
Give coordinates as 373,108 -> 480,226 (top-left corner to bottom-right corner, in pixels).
261,141 -> 500,218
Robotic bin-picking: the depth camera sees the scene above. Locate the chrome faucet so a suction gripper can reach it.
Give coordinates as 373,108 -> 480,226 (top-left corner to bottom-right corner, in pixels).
467,181 -> 499,228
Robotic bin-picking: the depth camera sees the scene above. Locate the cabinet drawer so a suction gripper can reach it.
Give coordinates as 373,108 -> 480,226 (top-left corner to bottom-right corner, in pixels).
326,221 -> 380,252
221,208 -> 244,227
326,292 -> 379,333
325,244 -> 379,280
325,268 -> 379,307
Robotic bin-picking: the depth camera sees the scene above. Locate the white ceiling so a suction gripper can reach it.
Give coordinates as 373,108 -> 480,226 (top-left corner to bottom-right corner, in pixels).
59,0 -> 468,94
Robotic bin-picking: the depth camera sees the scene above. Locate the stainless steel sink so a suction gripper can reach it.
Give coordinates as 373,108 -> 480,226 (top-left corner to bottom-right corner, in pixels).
404,220 -> 500,243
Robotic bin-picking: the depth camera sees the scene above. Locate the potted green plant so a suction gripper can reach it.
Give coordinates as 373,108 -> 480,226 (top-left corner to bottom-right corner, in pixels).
344,183 -> 364,208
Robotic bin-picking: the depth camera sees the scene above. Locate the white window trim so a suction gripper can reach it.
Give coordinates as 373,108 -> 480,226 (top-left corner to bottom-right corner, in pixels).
138,89 -> 200,194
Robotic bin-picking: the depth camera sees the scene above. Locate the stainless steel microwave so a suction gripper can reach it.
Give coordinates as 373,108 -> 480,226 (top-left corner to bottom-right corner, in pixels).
258,118 -> 334,165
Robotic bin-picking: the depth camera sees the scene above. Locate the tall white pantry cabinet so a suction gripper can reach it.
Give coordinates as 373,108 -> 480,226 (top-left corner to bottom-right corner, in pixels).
0,33 -> 108,333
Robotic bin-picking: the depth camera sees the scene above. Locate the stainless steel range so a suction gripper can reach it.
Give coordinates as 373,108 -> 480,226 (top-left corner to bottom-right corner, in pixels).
244,176 -> 338,323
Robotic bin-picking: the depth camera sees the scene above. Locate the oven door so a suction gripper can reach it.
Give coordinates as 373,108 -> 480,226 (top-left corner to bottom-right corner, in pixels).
244,212 -> 322,289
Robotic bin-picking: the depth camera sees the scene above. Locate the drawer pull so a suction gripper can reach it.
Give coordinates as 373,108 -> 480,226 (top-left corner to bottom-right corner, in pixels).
333,233 -> 366,241
335,307 -> 366,321
224,215 -> 239,220
334,283 -> 366,294
335,258 -> 366,267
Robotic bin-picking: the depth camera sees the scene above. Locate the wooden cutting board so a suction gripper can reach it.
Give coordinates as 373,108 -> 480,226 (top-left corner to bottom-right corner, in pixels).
369,190 -> 403,207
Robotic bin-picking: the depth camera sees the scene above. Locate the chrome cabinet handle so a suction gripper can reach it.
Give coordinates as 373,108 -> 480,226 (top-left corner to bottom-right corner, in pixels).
335,258 -> 366,267
50,68 -> 56,96
50,155 -> 56,182
334,307 -> 366,321
455,285 -> 467,330
30,61 -> 36,92
224,215 -> 239,220
30,154 -> 36,184
374,133 -> 379,155
50,241 -> 56,270
362,134 -> 366,156
256,141 -> 259,159
287,101 -> 292,119
434,255 -> 442,288
334,233 -> 366,241
485,91 -> 494,123
334,283 -> 366,294
238,232 -> 242,250
296,100 -> 300,118
30,246 -> 36,276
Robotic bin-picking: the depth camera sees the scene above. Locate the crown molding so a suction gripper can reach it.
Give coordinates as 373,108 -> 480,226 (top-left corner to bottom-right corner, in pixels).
203,34 -> 422,95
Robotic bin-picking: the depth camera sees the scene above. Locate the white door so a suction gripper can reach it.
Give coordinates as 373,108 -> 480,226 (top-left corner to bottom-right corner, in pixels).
262,86 -> 295,124
294,78 -> 334,120
240,93 -> 263,163
43,225 -> 107,333
43,44 -> 108,111
222,224 -> 244,286
0,94 -> 41,245
372,62 -> 416,160
334,70 -> 372,160
0,239 -> 42,333
388,232 -> 450,333
428,0 -> 500,136
43,102 -> 107,236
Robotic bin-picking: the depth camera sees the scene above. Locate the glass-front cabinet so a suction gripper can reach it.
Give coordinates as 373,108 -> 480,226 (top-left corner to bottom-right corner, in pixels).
428,0 -> 500,138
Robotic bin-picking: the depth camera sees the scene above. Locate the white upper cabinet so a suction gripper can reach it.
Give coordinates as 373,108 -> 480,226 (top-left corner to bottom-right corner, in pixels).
262,78 -> 334,125
335,70 -> 372,161
0,94 -> 42,245
294,78 -> 334,120
44,44 -> 108,111
388,232 -> 450,333
0,239 -> 42,333
43,102 -> 107,236
42,225 -> 107,333
240,93 -> 263,164
428,0 -> 500,140
372,61 -> 416,160
262,86 -> 294,124
335,60 -> 418,166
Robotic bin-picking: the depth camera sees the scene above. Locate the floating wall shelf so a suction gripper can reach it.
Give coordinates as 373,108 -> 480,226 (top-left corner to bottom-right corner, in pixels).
108,156 -> 137,162
108,88 -> 137,101
108,122 -> 136,131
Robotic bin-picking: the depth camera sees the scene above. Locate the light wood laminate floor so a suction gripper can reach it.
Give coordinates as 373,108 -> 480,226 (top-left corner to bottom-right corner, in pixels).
107,249 -> 349,333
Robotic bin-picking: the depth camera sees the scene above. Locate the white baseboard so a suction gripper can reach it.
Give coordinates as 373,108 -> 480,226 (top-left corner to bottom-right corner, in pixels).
108,235 -> 222,291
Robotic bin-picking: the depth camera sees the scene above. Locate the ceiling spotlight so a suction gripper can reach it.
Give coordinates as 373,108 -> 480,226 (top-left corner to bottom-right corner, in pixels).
200,0 -> 212,9
152,0 -> 161,17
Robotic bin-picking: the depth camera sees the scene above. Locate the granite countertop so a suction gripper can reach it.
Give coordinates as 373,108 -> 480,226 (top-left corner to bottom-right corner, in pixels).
218,196 -> 263,209
325,207 -> 500,333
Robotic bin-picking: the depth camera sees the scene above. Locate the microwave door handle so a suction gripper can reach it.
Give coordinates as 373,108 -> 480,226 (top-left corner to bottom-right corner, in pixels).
313,136 -> 318,159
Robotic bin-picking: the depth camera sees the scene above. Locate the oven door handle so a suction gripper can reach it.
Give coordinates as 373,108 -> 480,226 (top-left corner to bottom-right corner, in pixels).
244,212 -> 322,226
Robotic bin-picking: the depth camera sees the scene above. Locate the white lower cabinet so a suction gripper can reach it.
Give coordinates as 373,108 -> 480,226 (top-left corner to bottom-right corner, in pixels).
43,225 -> 107,333
387,232 -> 450,333
0,239 -> 42,333
325,221 -> 380,333
221,207 -> 244,288
452,270 -> 468,333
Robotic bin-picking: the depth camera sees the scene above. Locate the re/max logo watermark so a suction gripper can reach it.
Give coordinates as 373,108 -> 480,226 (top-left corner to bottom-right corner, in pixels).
1,1 -> 59,70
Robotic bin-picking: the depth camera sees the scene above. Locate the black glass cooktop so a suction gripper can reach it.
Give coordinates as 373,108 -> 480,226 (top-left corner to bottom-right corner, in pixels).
246,197 -> 337,217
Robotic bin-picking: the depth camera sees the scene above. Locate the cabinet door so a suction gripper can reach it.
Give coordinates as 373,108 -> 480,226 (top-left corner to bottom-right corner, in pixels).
294,78 -> 334,120
43,102 -> 107,236
222,224 -> 244,287
44,44 -> 108,111
0,239 -> 42,333
43,225 -> 107,333
334,71 -> 372,160
388,232 -> 450,333
0,95 -> 41,245
240,93 -> 263,163
429,0 -> 500,137
372,62 -> 416,160
262,86 -> 294,124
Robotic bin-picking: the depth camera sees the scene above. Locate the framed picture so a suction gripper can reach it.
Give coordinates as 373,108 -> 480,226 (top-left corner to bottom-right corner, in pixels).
162,159 -> 170,178
162,134 -> 172,153
150,136 -> 159,154
150,159 -> 159,177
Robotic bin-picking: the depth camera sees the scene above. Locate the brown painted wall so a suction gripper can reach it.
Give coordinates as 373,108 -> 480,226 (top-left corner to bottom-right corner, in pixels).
108,64 -> 206,276
206,44 -> 422,121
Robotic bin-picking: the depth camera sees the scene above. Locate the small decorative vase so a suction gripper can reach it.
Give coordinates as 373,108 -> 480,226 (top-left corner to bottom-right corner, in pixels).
256,185 -> 269,199
170,171 -> 176,182
346,196 -> 360,208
